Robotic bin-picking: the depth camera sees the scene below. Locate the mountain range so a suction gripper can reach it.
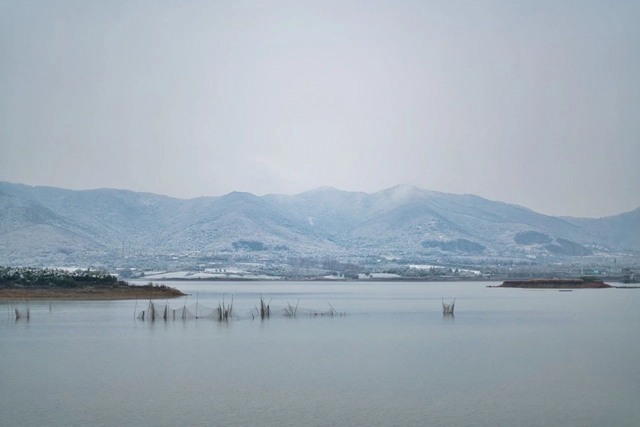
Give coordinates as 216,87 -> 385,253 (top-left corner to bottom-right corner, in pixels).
0,181 -> 638,266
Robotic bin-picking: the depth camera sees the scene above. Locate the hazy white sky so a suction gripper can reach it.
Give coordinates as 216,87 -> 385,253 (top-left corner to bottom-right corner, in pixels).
1,0 -> 639,218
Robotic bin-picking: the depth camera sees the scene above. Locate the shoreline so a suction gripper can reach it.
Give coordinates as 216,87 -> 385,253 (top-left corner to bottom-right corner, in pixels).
134,275 -> 630,283
497,279 -> 612,289
0,287 -> 185,301
134,276 -> 506,283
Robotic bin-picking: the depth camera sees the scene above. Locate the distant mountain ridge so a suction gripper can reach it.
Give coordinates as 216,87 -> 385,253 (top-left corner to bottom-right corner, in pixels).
0,181 -> 638,266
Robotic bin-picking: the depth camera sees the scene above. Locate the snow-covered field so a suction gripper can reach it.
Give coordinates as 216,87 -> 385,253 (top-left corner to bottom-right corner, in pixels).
142,271 -> 280,280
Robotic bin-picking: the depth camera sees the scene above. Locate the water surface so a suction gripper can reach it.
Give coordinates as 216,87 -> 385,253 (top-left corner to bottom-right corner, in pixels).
1,281 -> 639,426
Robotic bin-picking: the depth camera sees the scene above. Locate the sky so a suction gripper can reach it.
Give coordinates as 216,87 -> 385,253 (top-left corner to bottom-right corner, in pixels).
1,0 -> 639,218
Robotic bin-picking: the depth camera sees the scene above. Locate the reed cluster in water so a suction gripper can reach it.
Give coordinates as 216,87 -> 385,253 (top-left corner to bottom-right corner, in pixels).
134,294 -> 347,322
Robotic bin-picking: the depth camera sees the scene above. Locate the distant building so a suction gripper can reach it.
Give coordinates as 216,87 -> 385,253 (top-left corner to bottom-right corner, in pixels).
621,268 -> 637,284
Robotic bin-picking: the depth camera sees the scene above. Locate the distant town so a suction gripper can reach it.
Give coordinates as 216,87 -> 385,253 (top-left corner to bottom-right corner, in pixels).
103,251 -> 639,283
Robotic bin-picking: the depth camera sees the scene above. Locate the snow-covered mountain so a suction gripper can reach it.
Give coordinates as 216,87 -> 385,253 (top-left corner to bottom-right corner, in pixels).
0,181 -> 637,266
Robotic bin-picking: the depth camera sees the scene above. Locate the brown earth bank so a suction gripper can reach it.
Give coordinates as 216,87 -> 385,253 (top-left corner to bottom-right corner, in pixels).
0,285 -> 185,301
0,267 -> 185,301
498,279 -> 612,289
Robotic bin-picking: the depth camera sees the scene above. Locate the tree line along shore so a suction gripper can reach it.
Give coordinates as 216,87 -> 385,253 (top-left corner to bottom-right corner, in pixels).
0,267 -> 184,300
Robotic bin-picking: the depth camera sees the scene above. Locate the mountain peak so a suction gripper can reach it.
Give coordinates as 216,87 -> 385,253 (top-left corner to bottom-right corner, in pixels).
376,184 -> 426,202
218,191 -> 262,202
299,186 -> 346,195
295,186 -> 369,200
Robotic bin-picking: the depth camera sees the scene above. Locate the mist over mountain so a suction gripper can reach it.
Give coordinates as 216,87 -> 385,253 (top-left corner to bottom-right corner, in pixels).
0,181 -> 638,267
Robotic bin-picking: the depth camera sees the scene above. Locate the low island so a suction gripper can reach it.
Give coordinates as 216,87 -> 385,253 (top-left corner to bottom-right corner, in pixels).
0,267 -> 185,300
498,277 -> 612,289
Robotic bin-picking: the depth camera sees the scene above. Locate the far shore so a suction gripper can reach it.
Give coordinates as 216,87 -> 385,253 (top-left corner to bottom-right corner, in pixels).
497,278 -> 612,289
0,287 -> 185,301
132,275 -> 628,283
133,276 -> 506,283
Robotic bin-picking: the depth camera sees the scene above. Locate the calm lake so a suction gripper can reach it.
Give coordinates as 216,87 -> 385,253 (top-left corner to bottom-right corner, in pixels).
1,281 -> 639,427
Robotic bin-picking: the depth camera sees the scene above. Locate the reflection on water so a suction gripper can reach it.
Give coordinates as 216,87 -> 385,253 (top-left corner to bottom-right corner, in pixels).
1,281 -> 639,427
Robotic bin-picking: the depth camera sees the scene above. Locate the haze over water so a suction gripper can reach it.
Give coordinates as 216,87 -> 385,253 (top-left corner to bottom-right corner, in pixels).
1,281 -> 639,427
